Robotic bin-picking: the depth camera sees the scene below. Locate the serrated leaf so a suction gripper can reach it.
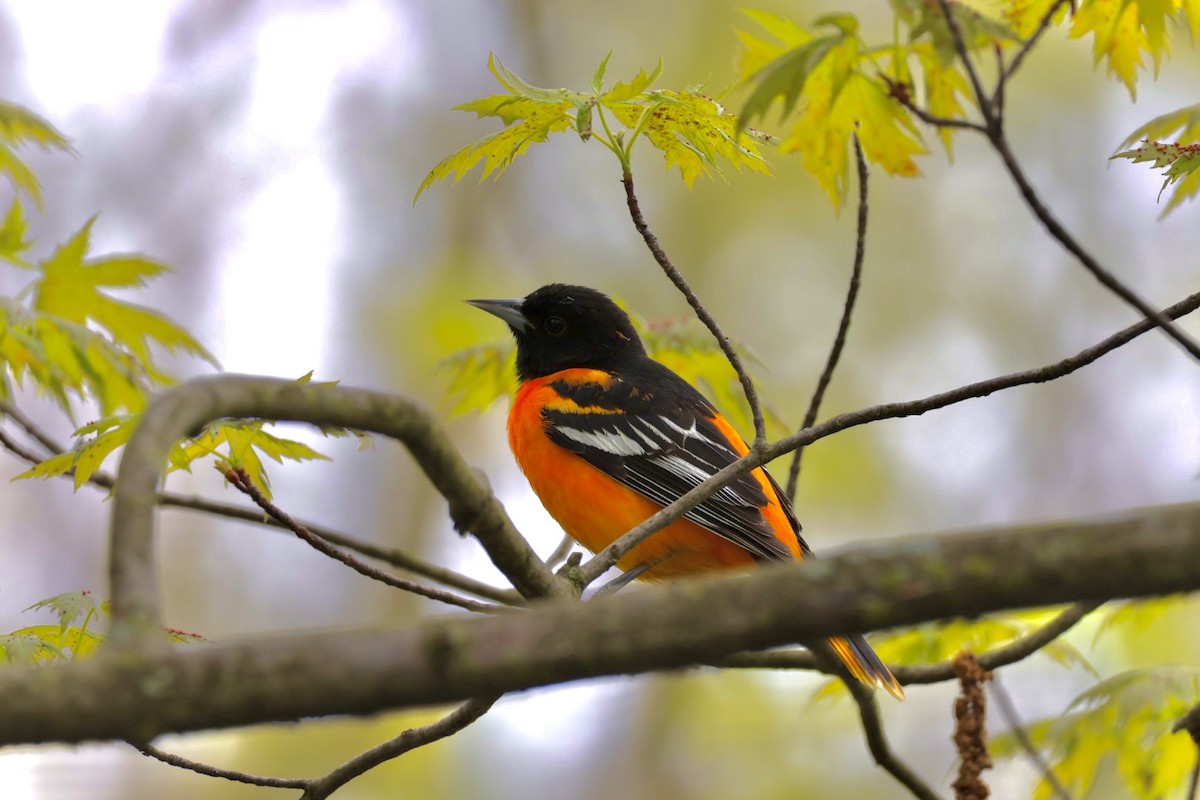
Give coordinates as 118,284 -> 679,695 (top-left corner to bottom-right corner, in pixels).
0,198 -> 32,265
0,633 -> 54,664
606,91 -> 771,186
24,590 -> 104,631
1070,0 -> 1150,99
602,59 -> 663,102
914,44 -> 973,153
737,35 -> 843,137
910,1 -> 1020,63
780,55 -> 926,206
0,300 -> 153,416
0,101 -> 71,207
415,96 -> 572,201
1002,0 -> 1071,37
1113,104 -> 1200,214
33,220 -> 217,369
996,666 -> 1200,800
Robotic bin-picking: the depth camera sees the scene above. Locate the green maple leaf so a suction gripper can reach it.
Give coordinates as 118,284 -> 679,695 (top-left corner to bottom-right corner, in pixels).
24,590 -> 106,631
32,218 -> 217,371
0,101 -> 71,207
418,52 -> 769,200
1113,103 -> 1200,215
0,199 -> 32,266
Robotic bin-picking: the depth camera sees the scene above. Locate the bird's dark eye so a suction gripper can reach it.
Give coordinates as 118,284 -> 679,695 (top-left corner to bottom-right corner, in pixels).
544,316 -> 567,336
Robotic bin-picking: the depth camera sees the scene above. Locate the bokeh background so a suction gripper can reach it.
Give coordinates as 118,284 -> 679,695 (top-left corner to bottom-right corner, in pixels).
0,1 -> 1198,798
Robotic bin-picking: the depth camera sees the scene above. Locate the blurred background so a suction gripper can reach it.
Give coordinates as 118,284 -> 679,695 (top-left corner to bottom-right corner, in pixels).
0,0 -> 1197,797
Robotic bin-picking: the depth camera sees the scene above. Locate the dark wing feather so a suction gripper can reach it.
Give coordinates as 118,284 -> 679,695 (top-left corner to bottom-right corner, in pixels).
543,394 -> 795,562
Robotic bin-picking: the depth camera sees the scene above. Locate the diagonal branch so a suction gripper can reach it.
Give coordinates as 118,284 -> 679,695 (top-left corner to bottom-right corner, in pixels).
810,643 -> 943,800
786,134 -> 870,499
990,675 -> 1073,800
225,467 -> 499,614
578,291 -> 1200,585
301,695 -> 500,800
622,170 -> 768,444
134,742 -> 308,790
931,0 -> 1200,364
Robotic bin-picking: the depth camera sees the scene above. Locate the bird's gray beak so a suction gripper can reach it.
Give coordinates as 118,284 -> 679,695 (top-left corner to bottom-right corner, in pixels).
466,298 -> 532,333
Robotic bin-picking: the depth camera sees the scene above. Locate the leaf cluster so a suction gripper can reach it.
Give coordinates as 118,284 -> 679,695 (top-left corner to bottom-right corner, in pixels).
0,107 -> 344,498
415,52 -> 771,201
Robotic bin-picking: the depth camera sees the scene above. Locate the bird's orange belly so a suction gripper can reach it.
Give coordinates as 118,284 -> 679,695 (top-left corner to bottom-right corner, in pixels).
508,379 -> 758,581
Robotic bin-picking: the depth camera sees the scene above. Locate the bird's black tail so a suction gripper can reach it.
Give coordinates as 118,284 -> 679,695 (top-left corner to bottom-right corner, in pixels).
828,634 -> 904,700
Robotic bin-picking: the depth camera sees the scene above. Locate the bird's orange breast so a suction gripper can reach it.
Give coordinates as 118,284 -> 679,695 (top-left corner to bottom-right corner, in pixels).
507,370 -> 801,581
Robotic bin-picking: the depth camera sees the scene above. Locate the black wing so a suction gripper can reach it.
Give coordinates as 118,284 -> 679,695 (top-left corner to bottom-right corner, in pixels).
542,367 -> 798,562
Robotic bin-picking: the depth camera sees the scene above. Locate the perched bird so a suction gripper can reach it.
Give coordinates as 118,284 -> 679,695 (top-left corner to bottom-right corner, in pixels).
469,283 -> 902,699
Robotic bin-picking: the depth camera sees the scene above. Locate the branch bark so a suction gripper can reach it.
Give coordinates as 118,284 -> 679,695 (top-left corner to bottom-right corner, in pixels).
6,500 -> 1200,746
107,376 -> 570,645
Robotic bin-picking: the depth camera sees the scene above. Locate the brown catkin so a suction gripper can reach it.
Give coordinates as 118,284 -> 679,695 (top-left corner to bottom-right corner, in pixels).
952,650 -> 993,800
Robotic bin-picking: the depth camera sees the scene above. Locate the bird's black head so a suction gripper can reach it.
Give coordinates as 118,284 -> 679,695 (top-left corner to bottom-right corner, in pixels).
468,284 -> 646,381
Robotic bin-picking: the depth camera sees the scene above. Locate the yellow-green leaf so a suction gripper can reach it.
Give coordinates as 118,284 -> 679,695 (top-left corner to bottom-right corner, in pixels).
32,219 -> 217,369
606,91 -> 771,186
0,198 -> 32,266
0,101 -> 71,207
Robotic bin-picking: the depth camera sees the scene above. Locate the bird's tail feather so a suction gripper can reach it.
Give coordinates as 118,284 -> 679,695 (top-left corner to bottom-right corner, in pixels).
828,634 -> 904,700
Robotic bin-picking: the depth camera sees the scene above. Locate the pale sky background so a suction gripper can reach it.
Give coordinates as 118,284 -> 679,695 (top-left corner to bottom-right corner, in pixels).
1,1 -> 1198,798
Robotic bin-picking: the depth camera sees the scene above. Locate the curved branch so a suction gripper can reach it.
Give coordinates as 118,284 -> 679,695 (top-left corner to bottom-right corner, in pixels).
0,398 -> 520,606
108,377 -> 570,644
989,676 -> 1072,800
933,0 -> 1200,364
134,742 -> 308,789
809,642 -> 942,799
7,500 -> 1200,745
301,695 -> 499,800
578,291 -> 1200,585
622,170 -> 768,444
786,135 -> 869,499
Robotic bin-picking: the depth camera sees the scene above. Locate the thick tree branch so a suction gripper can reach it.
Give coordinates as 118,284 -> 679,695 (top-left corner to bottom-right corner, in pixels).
5,500 -> 1200,745
579,290 -> 1200,585
108,377 -> 570,645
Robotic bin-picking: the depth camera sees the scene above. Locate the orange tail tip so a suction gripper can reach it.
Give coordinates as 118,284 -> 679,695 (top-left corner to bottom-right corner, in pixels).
829,635 -> 905,700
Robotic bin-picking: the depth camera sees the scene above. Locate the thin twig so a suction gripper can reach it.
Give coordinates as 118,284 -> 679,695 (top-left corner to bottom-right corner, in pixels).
1000,0 -> 1071,86
990,675 -> 1072,800
0,398 -> 68,454
786,135 -> 870,499
810,644 -> 943,800
622,170 -> 768,445
578,290 -> 1200,585
226,468 -> 499,614
0,427 -> 45,468
934,0 -> 1200,364
0,411 -> 521,605
301,695 -> 499,800
134,742 -> 308,789
722,601 -> 1100,685
935,0 -> 993,125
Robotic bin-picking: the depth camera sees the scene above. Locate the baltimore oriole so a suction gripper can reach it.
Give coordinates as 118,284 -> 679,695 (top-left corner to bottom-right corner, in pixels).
470,283 -> 903,699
